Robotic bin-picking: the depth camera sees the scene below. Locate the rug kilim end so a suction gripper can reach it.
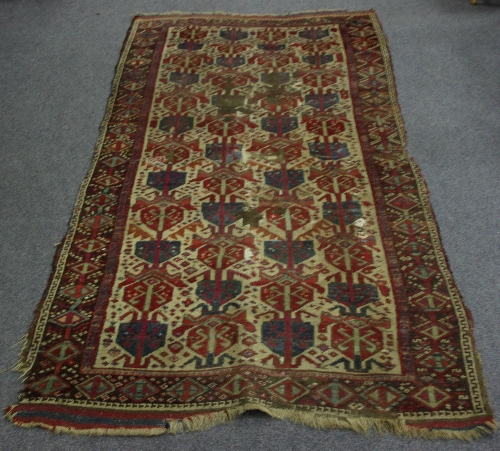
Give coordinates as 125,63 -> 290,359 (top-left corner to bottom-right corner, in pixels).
6,11 -> 496,440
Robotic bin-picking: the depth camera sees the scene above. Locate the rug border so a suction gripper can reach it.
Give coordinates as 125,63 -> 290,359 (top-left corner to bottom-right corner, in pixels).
5,10 -> 496,440
12,17 -> 142,377
371,13 -> 495,429
370,12 -> 495,424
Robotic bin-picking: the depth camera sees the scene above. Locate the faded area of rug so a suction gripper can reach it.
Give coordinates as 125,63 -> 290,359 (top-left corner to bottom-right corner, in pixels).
5,11 -> 496,439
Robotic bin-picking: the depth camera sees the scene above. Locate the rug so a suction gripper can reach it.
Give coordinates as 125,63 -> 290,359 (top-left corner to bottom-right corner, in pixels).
5,11 -> 496,440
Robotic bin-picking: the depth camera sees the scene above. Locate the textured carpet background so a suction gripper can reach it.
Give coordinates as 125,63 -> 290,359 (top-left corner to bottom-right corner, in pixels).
1,1 -> 499,449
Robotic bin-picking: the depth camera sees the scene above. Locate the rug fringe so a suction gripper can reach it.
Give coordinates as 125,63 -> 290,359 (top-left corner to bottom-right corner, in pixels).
132,10 -> 354,18
9,333 -> 32,376
10,334 -> 28,349
6,403 -> 498,441
168,405 -> 498,441
0,334 -> 29,376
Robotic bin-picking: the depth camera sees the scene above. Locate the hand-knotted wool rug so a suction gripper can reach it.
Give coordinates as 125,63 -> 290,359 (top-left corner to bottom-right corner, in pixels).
5,10 -> 496,440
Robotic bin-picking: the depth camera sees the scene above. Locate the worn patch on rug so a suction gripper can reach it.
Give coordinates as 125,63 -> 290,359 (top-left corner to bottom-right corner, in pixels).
5,11 -> 496,439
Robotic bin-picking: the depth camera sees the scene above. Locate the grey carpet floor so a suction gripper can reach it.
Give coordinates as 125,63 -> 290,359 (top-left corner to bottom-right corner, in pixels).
1,0 -> 499,450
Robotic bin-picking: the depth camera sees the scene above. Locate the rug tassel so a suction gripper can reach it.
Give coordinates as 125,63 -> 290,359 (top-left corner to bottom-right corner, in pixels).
0,363 -> 18,376
0,334 -> 30,377
11,334 -> 27,349
9,334 -> 33,377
